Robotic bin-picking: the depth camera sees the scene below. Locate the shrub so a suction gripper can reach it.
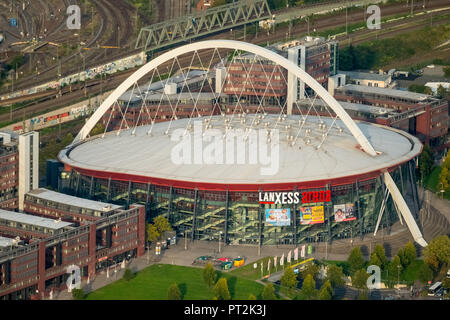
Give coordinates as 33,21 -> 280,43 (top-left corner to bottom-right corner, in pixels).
261,283 -> 276,300
214,278 -> 231,300
203,263 -> 217,288
123,268 -> 135,281
167,282 -> 182,300
72,288 -> 85,300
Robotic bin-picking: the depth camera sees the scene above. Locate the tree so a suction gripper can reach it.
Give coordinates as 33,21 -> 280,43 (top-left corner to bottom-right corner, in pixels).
280,267 -> 298,290
72,288 -> 85,300
300,274 -> 318,300
9,55 -> 25,70
214,278 -> 231,300
409,84 -> 433,95
146,224 -> 160,243
325,264 -> 345,288
444,66 -> 450,78
436,84 -> 449,98
248,293 -> 257,300
123,268 -> 134,281
301,263 -> 320,281
398,243 -> 417,268
203,262 -> 217,288
404,242 -> 417,266
440,166 -> 449,192
423,235 -> 450,273
347,247 -> 365,275
417,263 -> 433,284
318,280 -> 332,300
60,133 -> 74,146
369,252 -> 382,269
90,123 -> 105,136
397,248 -> 409,268
261,283 -> 276,300
153,216 -> 172,236
439,151 -> 450,193
443,278 -> 450,290
352,269 -> 369,290
167,282 -> 182,300
373,244 -> 387,269
419,144 -> 433,182
388,255 -> 402,286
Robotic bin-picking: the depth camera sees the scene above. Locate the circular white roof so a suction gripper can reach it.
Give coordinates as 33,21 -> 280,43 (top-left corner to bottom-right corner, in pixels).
59,115 -> 422,185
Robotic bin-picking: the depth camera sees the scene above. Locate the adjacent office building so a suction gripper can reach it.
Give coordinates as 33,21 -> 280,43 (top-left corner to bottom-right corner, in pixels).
18,131 -> 39,211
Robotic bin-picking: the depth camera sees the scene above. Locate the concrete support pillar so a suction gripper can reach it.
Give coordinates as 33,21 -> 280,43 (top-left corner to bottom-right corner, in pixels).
356,179 -> 364,240
191,189 -> 198,241
224,190 -> 229,245
126,180 -> 132,208
168,186 -> 173,223
106,177 -> 111,201
88,176 -> 94,199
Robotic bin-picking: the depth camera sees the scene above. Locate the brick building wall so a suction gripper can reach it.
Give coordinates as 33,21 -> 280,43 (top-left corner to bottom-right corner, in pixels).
0,205 -> 145,300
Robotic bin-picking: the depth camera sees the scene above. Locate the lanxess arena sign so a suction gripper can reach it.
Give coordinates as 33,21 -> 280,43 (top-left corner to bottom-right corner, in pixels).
258,190 -> 331,205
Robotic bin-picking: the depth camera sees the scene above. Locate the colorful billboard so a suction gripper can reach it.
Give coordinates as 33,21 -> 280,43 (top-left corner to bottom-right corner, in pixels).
299,206 -> 324,225
333,203 -> 356,222
265,208 -> 291,226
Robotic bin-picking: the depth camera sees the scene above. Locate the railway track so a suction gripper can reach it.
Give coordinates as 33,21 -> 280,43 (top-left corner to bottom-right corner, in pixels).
3,0 -> 139,92
2,0 -> 450,112
341,9 -> 450,46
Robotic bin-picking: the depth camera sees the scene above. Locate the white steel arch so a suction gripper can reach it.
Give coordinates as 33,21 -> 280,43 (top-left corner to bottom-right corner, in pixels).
73,40 -> 377,156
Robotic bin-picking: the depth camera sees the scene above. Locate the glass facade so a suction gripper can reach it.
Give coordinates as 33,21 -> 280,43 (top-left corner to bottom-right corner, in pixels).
60,161 -> 418,246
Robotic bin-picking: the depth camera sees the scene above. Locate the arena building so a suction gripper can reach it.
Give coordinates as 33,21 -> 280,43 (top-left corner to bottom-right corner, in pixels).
58,40 -> 427,248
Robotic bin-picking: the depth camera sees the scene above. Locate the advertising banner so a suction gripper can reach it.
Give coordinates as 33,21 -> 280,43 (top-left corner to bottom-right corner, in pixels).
299,206 -> 324,225
265,208 -> 291,226
334,203 -> 357,222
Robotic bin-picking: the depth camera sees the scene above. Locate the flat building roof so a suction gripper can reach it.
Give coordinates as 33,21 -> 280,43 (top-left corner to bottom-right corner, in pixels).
0,209 -> 73,230
0,236 -> 15,248
26,188 -> 122,213
337,84 -> 434,102
59,115 -> 422,187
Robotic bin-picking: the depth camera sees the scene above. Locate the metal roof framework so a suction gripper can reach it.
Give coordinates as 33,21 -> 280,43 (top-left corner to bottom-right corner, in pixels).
73,39 -> 378,156
135,0 -> 271,52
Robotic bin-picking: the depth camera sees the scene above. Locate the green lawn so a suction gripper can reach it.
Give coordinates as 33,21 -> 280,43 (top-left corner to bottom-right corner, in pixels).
229,256 -> 274,281
86,264 -> 265,300
424,166 -> 441,192
379,260 -> 424,287
229,256 -> 304,281
402,260 -> 424,285
424,166 -> 450,200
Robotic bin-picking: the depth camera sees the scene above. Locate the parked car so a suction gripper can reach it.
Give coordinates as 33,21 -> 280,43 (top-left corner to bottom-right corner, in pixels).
192,255 -> 213,265
435,288 -> 444,297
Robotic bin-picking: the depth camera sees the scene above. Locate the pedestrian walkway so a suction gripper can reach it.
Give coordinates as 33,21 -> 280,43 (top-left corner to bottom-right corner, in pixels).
51,193 -> 449,300
418,186 -> 450,224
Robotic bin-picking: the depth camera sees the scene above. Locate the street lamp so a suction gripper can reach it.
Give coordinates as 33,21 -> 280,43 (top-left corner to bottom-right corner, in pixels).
219,231 -> 223,253
397,264 -> 401,290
